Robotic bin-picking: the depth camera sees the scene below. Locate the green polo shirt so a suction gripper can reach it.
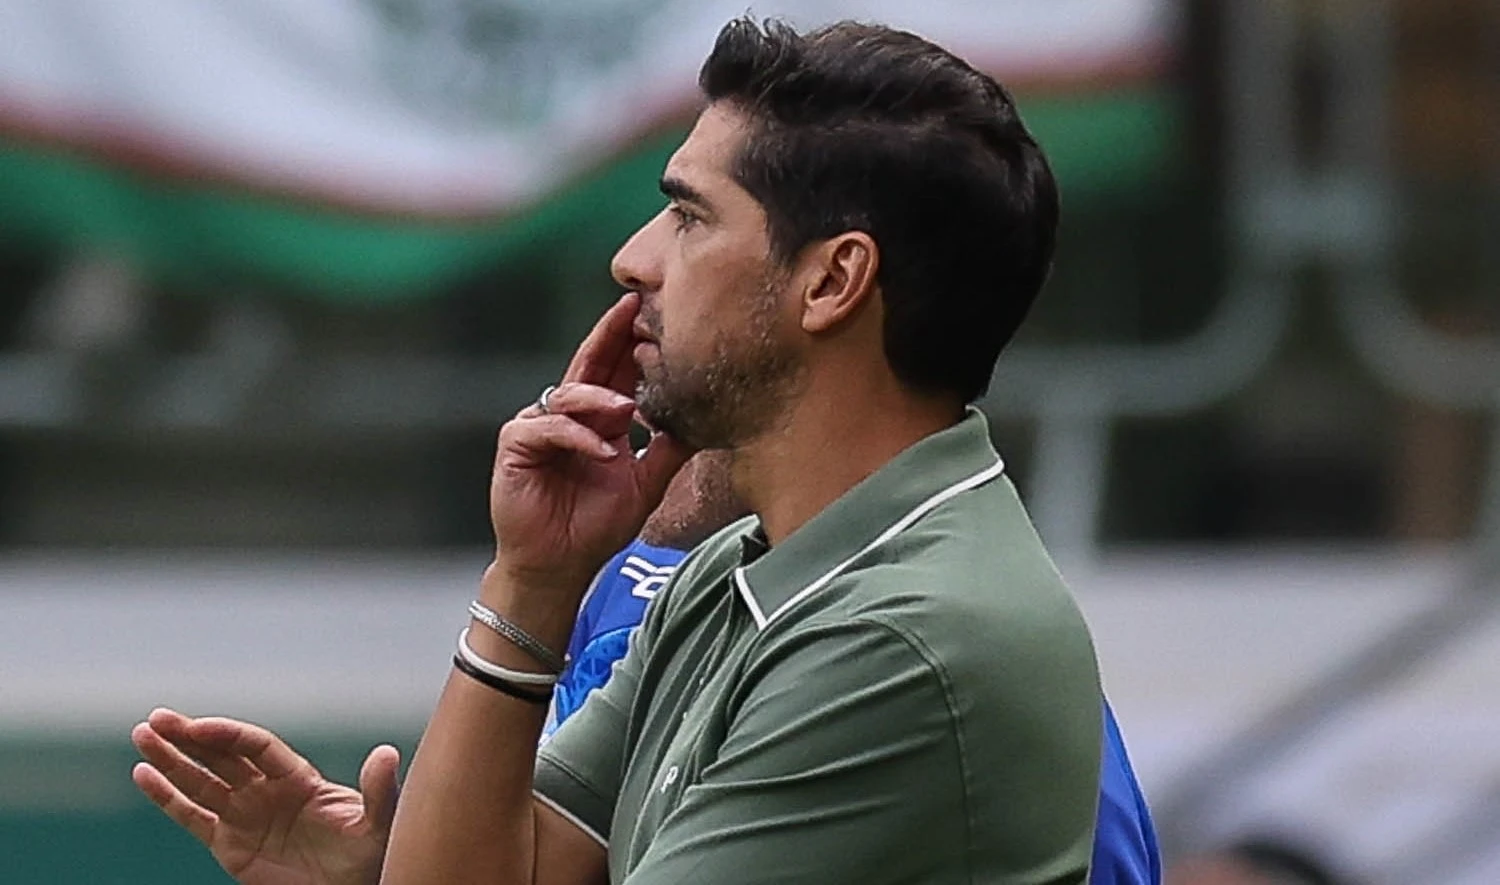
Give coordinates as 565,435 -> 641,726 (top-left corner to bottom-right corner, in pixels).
535,410 -> 1102,884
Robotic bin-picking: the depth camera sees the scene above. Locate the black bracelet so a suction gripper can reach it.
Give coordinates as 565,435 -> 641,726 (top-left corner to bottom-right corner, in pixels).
452,654 -> 554,706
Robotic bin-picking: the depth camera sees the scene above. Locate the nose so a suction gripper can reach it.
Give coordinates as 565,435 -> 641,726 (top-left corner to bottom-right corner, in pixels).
610,212 -> 666,294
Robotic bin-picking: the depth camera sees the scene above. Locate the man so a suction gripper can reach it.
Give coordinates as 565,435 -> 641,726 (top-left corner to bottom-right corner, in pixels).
382,16 -> 1106,883
142,17 -> 1115,884
131,453 -> 1160,884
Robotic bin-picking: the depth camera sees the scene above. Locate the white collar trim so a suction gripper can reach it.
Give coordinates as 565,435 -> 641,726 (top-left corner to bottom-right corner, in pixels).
732,457 -> 1005,631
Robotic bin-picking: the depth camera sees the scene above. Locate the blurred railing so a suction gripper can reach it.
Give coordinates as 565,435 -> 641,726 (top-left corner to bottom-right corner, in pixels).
1148,2 -> 1500,880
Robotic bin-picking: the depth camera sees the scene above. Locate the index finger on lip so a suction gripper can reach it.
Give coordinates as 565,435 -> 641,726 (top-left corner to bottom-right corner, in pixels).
563,294 -> 639,388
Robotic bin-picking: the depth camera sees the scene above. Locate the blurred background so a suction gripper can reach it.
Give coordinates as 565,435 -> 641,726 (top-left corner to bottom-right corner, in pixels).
0,0 -> 1494,882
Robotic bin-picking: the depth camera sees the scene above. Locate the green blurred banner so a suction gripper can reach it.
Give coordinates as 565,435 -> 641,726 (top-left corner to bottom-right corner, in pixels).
0,0 -> 1179,299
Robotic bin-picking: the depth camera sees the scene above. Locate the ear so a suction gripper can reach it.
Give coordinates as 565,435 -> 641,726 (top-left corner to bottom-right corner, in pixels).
798,232 -> 880,334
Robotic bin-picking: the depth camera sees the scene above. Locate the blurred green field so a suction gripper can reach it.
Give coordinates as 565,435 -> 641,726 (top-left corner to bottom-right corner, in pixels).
0,733 -> 419,885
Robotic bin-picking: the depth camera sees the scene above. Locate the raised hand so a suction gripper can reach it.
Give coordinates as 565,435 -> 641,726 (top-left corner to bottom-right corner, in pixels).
489,292 -> 694,587
131,708 -> 398,885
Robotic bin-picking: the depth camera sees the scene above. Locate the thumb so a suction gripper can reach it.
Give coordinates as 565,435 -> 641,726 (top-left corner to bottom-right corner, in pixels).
358,744 -> 402,838
633,432 -> 695,506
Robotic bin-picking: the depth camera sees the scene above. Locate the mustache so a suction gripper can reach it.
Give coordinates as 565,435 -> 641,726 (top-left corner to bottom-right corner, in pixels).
637,300 -> 664,339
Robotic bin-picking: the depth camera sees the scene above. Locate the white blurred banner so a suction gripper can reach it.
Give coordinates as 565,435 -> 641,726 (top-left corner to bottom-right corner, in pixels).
0,0 -> 1173,213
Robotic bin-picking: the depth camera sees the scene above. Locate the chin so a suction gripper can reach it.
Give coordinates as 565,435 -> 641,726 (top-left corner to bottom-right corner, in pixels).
636,397 -> 710,450
636,400 -> 685,443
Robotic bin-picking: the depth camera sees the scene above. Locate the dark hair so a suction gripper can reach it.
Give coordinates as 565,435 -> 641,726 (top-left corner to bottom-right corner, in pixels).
699,17 -> 1059,404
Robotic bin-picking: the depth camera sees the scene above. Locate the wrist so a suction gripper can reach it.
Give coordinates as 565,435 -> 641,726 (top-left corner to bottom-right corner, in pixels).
474,560 -> 592,661
482,554 -> 603,605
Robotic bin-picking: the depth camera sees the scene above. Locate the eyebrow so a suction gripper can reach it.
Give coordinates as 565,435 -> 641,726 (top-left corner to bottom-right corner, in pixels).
659,175 -> 716,214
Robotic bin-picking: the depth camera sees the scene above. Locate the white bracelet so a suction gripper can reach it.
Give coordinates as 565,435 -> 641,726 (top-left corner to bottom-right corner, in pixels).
456,628 -> 561,687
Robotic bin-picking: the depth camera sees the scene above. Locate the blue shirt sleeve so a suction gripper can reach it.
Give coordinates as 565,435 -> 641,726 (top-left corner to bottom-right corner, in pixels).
543,540 -> 689,737
1089,701 -> 1162,885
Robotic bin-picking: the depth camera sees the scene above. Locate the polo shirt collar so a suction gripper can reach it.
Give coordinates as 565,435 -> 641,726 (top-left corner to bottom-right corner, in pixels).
732,408 -> 1005,629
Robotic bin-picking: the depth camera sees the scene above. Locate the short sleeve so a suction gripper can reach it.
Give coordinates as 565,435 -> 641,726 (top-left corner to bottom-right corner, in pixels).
620,618 -> 980,885
535,532 -> 740,846
533,586 -> 656,844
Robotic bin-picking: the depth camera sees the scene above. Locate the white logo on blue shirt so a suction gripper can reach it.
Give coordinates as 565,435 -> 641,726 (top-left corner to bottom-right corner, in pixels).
619,555 -> 677,600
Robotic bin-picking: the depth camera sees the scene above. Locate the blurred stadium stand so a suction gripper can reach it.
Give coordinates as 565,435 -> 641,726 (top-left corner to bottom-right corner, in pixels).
0,0 -> 1495,882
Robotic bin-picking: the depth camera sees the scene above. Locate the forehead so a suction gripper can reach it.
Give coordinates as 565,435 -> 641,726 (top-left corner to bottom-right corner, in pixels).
664,103 -> 749,188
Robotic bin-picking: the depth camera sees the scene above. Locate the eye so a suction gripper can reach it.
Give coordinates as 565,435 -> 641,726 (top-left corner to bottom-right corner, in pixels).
668,203 -> 700,233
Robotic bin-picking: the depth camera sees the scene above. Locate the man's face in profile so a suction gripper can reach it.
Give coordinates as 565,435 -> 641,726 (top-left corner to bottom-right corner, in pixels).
611,104 -> 805,451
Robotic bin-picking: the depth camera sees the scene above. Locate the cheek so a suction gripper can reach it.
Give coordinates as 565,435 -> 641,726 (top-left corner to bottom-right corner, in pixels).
655,292 -> 711,360
658,228 -> 775,352
657,248 -> 720,346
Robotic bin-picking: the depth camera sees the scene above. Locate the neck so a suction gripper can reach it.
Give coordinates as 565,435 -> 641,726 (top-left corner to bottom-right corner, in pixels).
731,374 -> 964,545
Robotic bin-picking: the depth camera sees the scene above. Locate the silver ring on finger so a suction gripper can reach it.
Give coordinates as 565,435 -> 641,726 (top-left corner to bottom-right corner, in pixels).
536,384 -> 558,415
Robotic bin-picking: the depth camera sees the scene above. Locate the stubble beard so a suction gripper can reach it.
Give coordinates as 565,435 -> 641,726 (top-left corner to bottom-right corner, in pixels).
635,282 -> 802,452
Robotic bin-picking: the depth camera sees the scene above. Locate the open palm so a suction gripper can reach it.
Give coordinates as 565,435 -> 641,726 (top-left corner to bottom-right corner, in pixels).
132,708 -> 398,885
